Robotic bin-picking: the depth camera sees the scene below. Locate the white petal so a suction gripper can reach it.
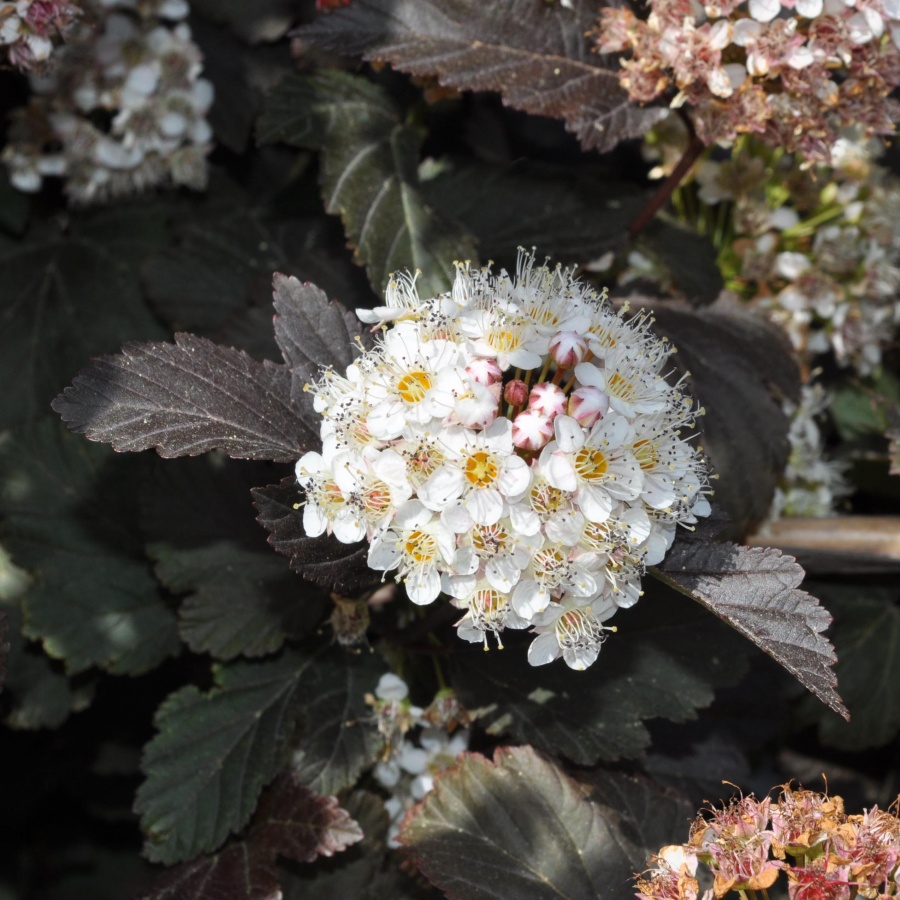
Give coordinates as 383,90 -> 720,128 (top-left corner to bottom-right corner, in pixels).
554,415 -> 585,453
303,503 -> 328,538
564,644 -> 600,671
577,485 -> 613,522
486,557 -> 523,592
749,0 -> 780,21
498,455 -> 533,498
466,488 -> 504,525
418,466 -> 466,511
528,632 -> 561,666
545,451 -> 578,492
512,580 -> 551,618
406,568 -> 441,605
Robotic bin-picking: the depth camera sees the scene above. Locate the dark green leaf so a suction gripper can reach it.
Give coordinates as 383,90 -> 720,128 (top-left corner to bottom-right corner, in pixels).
252,478 -> 377,594
258,71 -> 478,296
421,159 -> 647,263
450,587 -> 746,764
0,203 -> 166,429
808,587 -> 900,751
292,649 -> 385,795
400,746 -> 640,900
831,370 -> 900,442
0,553 -> 95,728
297,0 -> 665,153
651,299 -> 800,535
52,334 -> 317,463
0,419 -> 178,676
136,773 -> 362,900
142,458 -> 327,660
136,647 -> 322,864
653,523 -> 846,719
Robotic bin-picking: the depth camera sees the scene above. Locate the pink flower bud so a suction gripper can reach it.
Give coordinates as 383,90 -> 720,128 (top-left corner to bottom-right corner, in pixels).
513,409 -> 554,451
504,379 -> 529,407
466,357 -> 502,385
549,331 -> 588,368
528,382 -> 567,419
568,386 -> 609,428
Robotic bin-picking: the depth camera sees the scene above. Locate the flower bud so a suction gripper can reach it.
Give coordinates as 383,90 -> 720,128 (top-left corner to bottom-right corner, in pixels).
568,386 -> 609,427
513,409 -> 554,451
528,382 -> 567,419
466,357 -> 502,385
504,379 -> 529,408
549,331 -> 588,368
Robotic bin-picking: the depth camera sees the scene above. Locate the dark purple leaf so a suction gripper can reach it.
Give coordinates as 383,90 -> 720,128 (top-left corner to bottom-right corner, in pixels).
651,299 -> 801,536
136,774 -> 362,900
296,0 -> 665,153
399,746 -> 639,900
272,274 -> 370,403
52,335 -> 318,463
652,526 -> 847,719
252,479 -> 377,594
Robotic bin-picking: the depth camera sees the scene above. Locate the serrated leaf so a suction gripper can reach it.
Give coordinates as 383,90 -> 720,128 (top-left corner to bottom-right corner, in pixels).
0,419 -> 178,676
421,159 -> 647,263
252,478 -> 377,594
807,587 -> 900,751
297,0 -> 665,154
652,526 -> 847,719
400,746 -> 640,900
136,773 -> 362,900
52,334 -> 317,463
136,647 -> 322,864
0,204 -> 166,429
450,588 -> 747,764
651,300 -> 800,535
258,71 -> 478,296
142,458 -> 327,660
272,274 -> 369,404
291,649 -> 385,795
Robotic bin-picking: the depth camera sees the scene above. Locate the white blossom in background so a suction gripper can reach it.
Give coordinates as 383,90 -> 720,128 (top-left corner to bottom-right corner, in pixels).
0,0 -> 80,71
367,674 -> 470,845
3,0 -> 213,203
297,249 -> 712,671
765,383 -> 850,523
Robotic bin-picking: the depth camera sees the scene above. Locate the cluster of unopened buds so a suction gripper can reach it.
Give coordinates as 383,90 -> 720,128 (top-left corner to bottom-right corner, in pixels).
637,785 -> 900,899
296,250 -> 711,670
367,674 -> 470,844
3,0 -> 213,203
596,0 -> 900,162
0,0 -> 80,70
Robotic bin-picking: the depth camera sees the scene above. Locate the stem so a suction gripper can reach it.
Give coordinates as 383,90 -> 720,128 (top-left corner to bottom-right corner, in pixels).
628,130 -> 706,240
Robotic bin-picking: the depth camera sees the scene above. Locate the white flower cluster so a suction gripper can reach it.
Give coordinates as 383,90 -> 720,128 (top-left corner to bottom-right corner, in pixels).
3,0 -> 213,204
369,674 -> 469,846
766,383 -> 849,523
0,0 -> 79,71
296,251 -> 711,671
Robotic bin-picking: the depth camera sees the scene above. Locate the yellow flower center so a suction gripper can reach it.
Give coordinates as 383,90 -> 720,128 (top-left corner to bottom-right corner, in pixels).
397,370 -> 432,404
465,451 -> 499,487
403,530 -> 437,564
530,480 -> 568,518
473,523 -> 510,558
362,480 -> 392,517
574,447 -> 609,482
606,372 -> 635,400
487,326 -> 522,353
633,438 -> 659,470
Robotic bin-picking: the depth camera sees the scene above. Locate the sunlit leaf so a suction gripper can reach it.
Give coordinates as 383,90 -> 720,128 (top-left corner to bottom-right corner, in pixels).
258,70 -> 478,296
52,335 -> 317,463
400,746 -> 641,900
652,522 -> 847,719
297,0 -> 665,153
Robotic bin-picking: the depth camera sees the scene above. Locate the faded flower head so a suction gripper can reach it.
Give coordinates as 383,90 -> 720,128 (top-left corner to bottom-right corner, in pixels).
3,0 -> 213,203
640,784 -> 900,900
0,0 -> 80,71
296,249 -> 711,670
597,0 -> 900,162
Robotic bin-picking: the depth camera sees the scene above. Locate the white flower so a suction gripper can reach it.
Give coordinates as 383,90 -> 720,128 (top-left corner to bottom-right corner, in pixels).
527,598 -> 618,670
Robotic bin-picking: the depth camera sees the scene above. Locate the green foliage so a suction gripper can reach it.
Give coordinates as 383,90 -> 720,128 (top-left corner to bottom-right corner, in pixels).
258,70 -> 478,296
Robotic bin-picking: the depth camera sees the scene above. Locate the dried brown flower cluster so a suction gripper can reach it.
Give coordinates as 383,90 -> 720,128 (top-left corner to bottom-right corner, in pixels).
637,785 -> 900,899
597,0 -> 900,162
